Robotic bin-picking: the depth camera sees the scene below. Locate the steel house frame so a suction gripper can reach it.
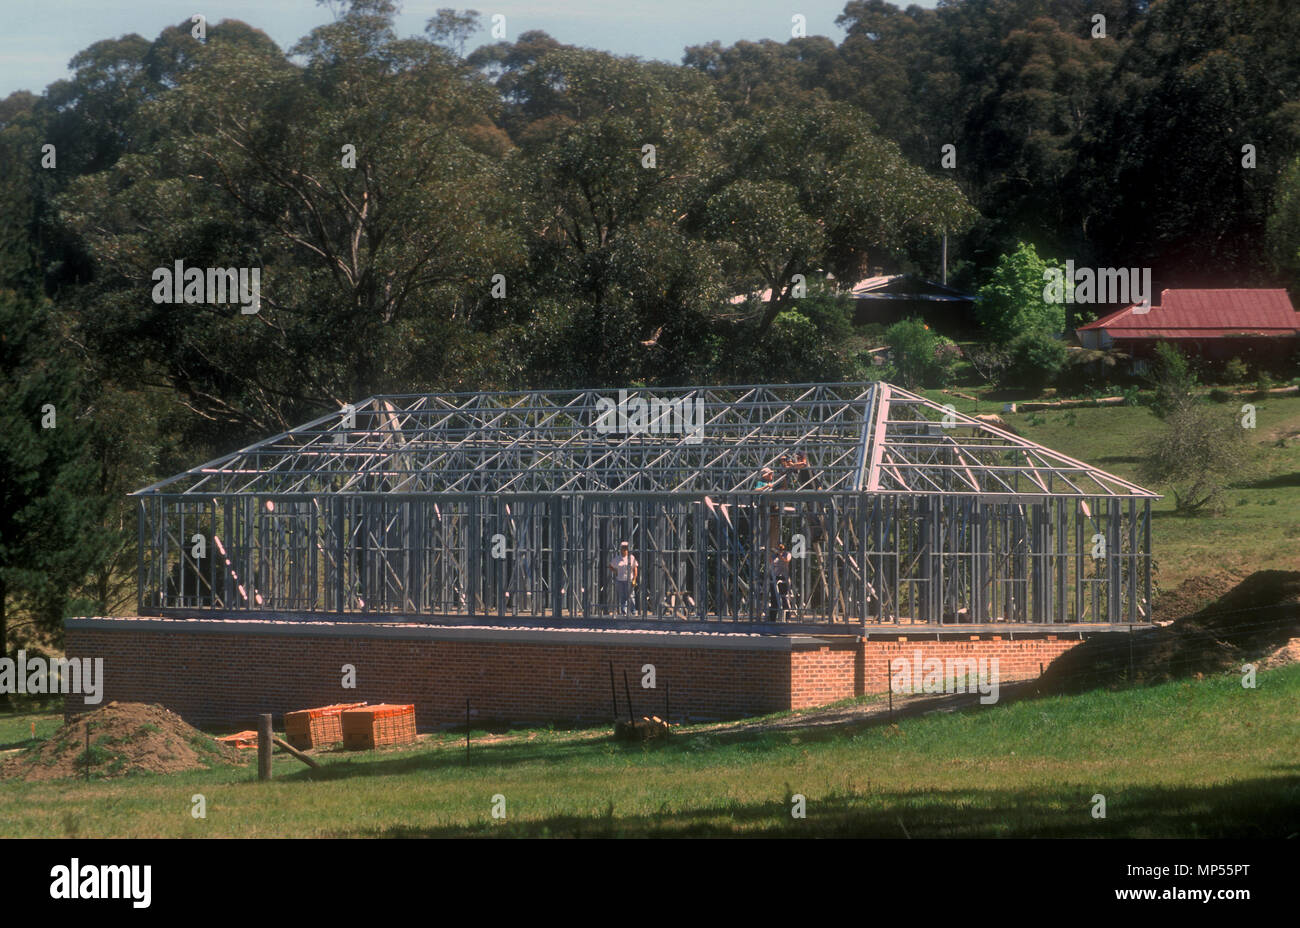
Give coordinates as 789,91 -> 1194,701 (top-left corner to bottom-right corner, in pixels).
134,383 -> 1158,630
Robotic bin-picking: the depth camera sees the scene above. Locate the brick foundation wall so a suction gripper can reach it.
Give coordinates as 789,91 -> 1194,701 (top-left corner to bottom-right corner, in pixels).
861,634 -> 1085,694
789,638 -> 861,709
63,619 -> 1089,730
63,619 -> 802,728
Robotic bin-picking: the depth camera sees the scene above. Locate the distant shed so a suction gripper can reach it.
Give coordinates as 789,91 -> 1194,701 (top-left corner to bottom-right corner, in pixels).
847,275 -> 978,336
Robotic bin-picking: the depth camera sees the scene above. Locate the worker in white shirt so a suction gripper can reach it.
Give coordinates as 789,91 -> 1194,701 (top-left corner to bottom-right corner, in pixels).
608,541 -> 639,615
768,543 -> 793,621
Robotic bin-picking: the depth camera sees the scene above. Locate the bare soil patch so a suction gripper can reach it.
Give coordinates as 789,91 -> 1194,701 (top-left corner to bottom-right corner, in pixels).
1261,638 -> 1300,670
1152,570 -> 1243,624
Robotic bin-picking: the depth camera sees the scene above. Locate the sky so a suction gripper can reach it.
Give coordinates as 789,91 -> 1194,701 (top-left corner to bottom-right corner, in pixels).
0,0 -> 940,98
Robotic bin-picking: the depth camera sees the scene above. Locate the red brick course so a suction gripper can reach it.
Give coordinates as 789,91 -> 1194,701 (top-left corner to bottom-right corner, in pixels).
63,620 -> 1086,729
862,635 -> 1083,693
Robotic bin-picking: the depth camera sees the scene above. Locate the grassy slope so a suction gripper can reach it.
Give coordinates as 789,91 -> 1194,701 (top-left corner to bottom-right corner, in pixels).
919,391 -> 1300,589
2,666 -> 1297,838
0,712 -> 65,751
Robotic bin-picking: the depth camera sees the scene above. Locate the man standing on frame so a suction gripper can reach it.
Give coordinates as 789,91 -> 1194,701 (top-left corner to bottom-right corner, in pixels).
608,541 -> 639,615
769,542 -> 793,621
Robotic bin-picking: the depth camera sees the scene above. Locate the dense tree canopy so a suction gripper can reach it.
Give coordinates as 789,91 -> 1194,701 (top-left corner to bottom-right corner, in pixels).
1,0 -> 1297,638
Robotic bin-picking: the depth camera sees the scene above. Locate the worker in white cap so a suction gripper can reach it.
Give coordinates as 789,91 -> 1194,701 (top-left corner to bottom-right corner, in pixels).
607,541 -> 639,615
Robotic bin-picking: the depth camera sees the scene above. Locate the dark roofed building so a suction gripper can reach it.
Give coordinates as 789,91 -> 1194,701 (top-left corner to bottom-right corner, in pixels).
848,274 -> 978,336
728,274 -> 977,337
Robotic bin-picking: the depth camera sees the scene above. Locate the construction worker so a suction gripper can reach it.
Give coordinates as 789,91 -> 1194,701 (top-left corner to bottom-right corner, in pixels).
608,541 -> 639,616
756,454 -> 808,491
768,543 -> 793,621
757,457 -> 804,548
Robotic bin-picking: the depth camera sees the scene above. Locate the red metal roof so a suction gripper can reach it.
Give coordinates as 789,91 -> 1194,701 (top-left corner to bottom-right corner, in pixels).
1076,289 -> 1300,338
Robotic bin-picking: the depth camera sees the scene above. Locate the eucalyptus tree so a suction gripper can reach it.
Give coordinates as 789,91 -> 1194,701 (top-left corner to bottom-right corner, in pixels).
59,0 -> 523,448
704,102 -> 977,336
496,46 -> 729,386
0,289 -> 109,664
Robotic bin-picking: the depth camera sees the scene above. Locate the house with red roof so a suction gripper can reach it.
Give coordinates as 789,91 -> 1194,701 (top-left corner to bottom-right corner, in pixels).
1076,289 -> 1300,361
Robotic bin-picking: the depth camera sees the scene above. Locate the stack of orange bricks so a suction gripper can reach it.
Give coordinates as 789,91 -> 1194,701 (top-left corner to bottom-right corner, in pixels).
341,704 -> 417,750
284,702 -> 368,750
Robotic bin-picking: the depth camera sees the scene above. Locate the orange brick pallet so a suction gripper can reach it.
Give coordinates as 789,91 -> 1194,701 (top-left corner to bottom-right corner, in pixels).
284,702 -> 368,750
341,704 -> 417,750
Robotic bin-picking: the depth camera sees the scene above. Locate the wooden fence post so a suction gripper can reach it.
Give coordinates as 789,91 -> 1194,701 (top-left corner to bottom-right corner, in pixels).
258,713 -> 273,781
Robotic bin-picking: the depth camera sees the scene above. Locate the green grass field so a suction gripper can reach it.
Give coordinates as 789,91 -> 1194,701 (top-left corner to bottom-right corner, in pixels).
2,666 -> 1297,837
920,390 -> 1300,589
0,712 -> 65,752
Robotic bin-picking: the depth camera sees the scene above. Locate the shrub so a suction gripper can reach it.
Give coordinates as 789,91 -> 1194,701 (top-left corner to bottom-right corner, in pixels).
1138,404 -> 1253,514
738,304 -> 860,383
854,322 -> 888,345
763,310 -> 827,381
933,337 -> 961,372
883,318 -> 956,389
1223,357 -> 1249,384
1145,342 -> 1198,419
1056,347 -> 1128,396
1000,331 -> 1067,392
964,343 -> 1010,384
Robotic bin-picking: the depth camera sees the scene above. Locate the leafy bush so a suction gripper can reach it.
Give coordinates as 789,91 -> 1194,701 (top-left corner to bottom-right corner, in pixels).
759,309 -> 828,381
855,322 -> 888,345
933,338 -> 961,372
1000,331 -> 1067,392
789,283 -> 856,344
725,288 -> 864,383
1223,357 -> 1249,384
1145,342 -> 1198,419
883,318 -> 957,389
975,242 -> 1067,341
1055,346 -> 1129,396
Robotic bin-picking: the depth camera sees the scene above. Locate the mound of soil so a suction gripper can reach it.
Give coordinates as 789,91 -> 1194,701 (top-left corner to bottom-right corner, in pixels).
1261,638 -> 1300,669
1,702 -> 246,781
1151,571 -> 1243,624
1042,570 -> 1300,693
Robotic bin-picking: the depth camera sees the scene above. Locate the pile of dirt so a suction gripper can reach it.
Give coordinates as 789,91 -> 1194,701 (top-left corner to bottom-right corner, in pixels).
1261,638 -> 1300,669
1042,570 -> 1300,693
1151,571 -> 1243,624
1,701 -> 246,781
